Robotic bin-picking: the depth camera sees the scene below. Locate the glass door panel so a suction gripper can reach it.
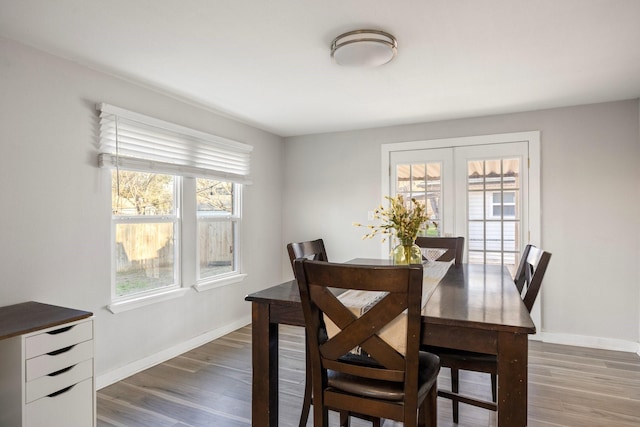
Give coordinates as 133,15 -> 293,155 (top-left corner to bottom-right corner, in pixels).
390,148 -> 454,238
455,143 -> 528,276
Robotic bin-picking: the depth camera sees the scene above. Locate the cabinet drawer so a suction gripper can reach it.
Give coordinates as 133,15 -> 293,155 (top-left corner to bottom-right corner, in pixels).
25,320 -> 93,359
26,339 -> 93,382
26,358 -> 93,403
25,377 -> 93,427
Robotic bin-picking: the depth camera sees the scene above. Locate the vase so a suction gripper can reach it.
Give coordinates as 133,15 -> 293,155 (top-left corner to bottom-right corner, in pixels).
392,239 -> 422,265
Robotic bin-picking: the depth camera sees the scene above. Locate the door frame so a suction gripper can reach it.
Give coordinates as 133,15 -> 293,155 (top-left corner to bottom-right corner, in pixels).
381,131 -> 543,330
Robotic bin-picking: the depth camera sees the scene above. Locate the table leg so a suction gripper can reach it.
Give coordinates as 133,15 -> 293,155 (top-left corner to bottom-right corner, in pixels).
252,302 -> 279,426
497,332 -> 528,426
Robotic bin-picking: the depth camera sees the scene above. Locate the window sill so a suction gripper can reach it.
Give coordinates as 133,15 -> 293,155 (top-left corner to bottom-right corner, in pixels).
107,287 -> 190,314
193,273 -> 247,292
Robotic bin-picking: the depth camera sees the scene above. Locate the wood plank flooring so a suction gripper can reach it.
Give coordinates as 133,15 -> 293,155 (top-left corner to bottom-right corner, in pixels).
97,325 -> 640,426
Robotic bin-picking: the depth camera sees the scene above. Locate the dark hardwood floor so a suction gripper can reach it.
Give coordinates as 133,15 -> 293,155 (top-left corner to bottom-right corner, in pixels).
97,325 -> 640,426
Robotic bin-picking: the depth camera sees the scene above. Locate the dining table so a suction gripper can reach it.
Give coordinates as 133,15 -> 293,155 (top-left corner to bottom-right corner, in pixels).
245,258 -> 536,426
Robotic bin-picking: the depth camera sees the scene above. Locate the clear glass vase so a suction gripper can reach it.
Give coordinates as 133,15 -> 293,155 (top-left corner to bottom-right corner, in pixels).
392,239 -> 422,265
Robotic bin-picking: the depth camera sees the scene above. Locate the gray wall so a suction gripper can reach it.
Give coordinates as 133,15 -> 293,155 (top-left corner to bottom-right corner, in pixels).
284,100 -> 640,352
1,34 -> 638,390
0,38 -> 284,382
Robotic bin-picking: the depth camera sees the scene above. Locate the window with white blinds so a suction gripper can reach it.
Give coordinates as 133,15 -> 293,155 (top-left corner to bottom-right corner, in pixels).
99,103 -> 250,313
97,103 -> 252,184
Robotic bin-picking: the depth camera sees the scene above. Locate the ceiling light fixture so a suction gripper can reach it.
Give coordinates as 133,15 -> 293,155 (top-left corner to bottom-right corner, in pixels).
331,29 -> 397,67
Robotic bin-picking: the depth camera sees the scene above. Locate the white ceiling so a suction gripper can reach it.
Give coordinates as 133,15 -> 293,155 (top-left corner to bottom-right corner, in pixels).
1,0 -> 640,137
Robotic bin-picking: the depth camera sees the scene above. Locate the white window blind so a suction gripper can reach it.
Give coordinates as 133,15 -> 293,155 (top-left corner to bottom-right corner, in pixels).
97,103 -> 253,184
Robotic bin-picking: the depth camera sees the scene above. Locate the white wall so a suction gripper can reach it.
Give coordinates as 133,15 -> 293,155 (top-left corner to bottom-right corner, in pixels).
0,38 -> 284,383
284,100 -> 640,352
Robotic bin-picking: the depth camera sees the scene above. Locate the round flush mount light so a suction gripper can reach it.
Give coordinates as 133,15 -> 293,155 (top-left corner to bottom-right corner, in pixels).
331,29 -> 397,67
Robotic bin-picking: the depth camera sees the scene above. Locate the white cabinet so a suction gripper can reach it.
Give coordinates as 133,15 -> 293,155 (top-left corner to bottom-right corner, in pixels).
0,302 -> 95,427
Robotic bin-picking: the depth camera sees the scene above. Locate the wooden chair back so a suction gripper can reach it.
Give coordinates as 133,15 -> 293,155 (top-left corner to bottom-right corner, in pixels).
415,236 -> 464,265
294,259 -> 429,424
287,239 -> 328,267
514,244 -> 552,312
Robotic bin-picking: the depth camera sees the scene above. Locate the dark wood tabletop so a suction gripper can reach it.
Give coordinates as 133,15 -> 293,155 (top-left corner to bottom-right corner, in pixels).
422,262 -> 535,332
246,260 -> 535,335
0,301 -> 93,340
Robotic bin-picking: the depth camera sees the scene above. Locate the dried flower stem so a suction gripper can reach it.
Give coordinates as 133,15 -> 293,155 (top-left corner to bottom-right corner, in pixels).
354,195 -> 434,244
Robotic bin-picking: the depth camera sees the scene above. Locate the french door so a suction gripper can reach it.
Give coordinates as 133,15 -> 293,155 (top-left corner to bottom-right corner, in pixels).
385,133 -> 539,277
384,132 -> 541,328
390,142 -> 529,273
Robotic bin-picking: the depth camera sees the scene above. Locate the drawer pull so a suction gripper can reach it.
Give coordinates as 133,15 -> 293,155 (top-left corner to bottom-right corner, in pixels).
47,344 -> 75,356
48,365 -> 74,377
47,325 -> 74,335
47,384 -> 75,398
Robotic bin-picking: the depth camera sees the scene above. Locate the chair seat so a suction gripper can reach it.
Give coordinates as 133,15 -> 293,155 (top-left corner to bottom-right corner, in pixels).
328,352 -> 440,402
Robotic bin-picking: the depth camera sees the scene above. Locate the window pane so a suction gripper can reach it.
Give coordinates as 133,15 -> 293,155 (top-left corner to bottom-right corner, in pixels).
411,164 -> 425,192
503,158 -> 520,189
468,221 -> 484,251
115,222 -> 175,297
396,164 -> 411,192
196,178 -> 237,281
468,251 -> 485,264
468,191 -> 484,220
467,161 -> 484,191
486,222 -> 502,251
197,179 -> 233,214
112,171 -> 174,216
485,160 -> 502,190
503,205 -> 516,216
426,163 -> 441,192
396,162 -> 443,233
426,192 -> 440,221
486,252 -> 502,265
503,221 -> 519,251
198,221 -> 234,279
503,192 -> 515,203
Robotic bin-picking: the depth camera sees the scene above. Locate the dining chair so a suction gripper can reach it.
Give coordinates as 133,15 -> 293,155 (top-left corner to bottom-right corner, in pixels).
287,239 -> 328,427
425,244 -> 551,423
415,236 -> 465,265
294,259 -> 441,427
287,240 -> 379,426
287,239 -> 329,266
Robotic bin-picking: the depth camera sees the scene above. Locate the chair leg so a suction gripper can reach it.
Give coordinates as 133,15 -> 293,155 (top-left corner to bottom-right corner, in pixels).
339,411 -> 350,427
421,381 -> 437,427
490,373 -> 497,403
314,405 -> 329,427
451,368 -> 459,424
299,335 -> 312,427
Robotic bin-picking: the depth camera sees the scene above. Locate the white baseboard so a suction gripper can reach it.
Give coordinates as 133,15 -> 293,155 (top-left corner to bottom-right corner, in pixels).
537,331 -> 640,354
96,315 -> 251,390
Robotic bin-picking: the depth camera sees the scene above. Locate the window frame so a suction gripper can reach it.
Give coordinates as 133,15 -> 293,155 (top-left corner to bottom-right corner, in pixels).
194,181 -> 246,292
100,104 -> 252,313
108,172 -> 187,313
111,170 -> 181,300
107,174 -> 247,313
